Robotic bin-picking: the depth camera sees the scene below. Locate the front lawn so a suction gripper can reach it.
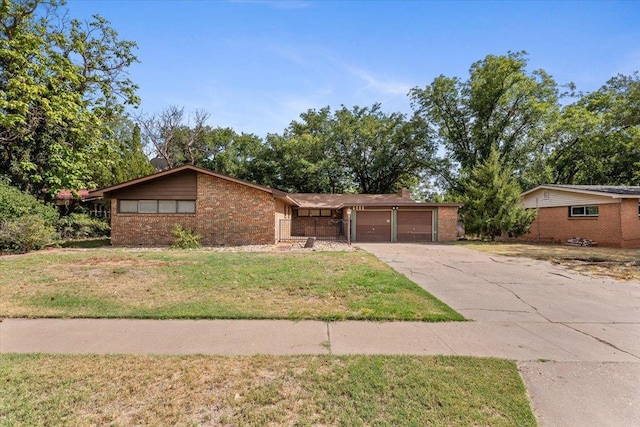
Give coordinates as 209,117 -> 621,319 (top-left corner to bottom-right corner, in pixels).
0,354 -> 537,426
458,241 -> 640,281
0,249 -> 462,321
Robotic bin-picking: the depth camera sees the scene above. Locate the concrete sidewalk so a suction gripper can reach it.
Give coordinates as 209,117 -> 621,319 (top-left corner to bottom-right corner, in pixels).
2,318 -> 638,361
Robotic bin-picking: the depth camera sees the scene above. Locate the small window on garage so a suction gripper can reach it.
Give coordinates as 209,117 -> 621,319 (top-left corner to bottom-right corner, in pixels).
297,209 -> 310,217
569,205 -> 599,217
320,209 -> 332,217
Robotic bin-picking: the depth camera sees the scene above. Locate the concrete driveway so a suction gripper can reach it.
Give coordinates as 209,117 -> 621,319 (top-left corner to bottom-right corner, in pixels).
357,243 -> 640,427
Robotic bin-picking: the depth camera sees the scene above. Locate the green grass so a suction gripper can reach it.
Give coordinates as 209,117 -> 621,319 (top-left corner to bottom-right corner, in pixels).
0,249 -> 463,321
0,354 -> 537,426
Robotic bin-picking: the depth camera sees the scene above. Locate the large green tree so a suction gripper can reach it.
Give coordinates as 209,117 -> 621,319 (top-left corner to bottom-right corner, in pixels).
0,0 -> 139,197
137,106 -> 269,184
410,51 -> 558,193
262,105 -> 435,194
461,147 -> 537,240
262,107 -> 351,193
548,73 -> 640,185
91,118 -> 154,187
199,127 -> 267,184
332,104 -> 434,194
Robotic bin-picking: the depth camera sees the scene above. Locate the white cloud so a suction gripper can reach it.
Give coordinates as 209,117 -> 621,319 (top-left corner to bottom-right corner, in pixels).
346,65 -> 412,97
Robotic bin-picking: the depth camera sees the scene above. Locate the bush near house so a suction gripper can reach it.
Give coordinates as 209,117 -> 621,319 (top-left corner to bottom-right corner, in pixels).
57,213 -> 110,240
171,224 -> 202,249
0,181 -> 59,252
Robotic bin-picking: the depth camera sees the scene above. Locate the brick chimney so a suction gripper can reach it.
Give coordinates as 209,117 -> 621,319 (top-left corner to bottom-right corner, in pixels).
398,187 -> 411,199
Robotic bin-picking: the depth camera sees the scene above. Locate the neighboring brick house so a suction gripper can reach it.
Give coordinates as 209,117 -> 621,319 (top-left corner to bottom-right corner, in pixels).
90,165 -> 462,246
520,185 -> 640,248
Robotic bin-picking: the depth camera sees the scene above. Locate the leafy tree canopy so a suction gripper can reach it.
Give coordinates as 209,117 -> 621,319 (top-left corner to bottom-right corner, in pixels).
263,104 -> 436,194
137,106 -> 268,184
410,51 -> 559,193
548,72 -> 640,186
0,0 -> 139,197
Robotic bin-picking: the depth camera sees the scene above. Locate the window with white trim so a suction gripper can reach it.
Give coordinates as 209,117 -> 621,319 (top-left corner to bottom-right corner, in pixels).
569,205 -> 599,217
118,200 -> 195,214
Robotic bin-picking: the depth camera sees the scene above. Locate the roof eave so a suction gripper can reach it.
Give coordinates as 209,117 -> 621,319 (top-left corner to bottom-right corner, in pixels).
89,165 -> 287,198
521,185 -> 640,199
295,202 -> 463,208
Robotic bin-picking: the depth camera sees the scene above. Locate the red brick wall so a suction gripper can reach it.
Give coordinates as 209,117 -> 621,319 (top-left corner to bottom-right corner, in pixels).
109,173 -> 276,246
620,198 -> 640,249
520,202 -> 640,248
437,206 -> 459,242
196,173 -> 275,246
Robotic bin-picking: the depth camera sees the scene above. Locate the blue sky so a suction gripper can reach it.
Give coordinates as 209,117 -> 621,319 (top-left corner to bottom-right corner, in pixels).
66,0 -> 640,137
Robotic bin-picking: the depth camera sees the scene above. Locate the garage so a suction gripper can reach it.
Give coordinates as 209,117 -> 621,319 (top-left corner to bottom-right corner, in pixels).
397,210 -> 433,242
355,210 -> 391,242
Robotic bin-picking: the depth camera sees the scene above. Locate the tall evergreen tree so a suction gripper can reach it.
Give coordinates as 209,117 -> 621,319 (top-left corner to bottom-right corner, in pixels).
461,147 -> 536,240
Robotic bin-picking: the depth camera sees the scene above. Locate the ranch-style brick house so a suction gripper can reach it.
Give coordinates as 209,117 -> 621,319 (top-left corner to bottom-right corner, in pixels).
89,165 -> 462,246
520,185 -> 640,248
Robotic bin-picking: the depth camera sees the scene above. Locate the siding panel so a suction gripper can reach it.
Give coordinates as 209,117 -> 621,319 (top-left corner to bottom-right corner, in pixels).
108,171 -> 197,200
523,189 -> 618,209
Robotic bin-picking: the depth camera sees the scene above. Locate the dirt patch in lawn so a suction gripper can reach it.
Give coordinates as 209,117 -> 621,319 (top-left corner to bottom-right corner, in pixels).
460,242 -> 640,282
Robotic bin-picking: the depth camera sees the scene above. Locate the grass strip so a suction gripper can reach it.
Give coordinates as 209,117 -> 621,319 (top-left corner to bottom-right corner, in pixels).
0,354 -> 537,426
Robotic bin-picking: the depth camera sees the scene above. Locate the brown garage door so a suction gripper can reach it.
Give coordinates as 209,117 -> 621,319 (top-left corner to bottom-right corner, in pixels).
397,210 -> 432,242
355,211 -> 391,242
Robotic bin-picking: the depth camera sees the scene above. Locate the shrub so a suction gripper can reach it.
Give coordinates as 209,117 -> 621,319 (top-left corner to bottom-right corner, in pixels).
171,224 -> 202,249
0,215 -> 58,253
0,181 -> 58,224
58,213 -> 110,240
0,181 -> 59,252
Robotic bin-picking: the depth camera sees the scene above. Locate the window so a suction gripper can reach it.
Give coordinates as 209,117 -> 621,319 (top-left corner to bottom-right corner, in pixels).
138,200 -> 158,213
119,200 -> 138,213
296,208 -> 332,217
177,200 -> 196,213
158,200 -> 177,213
119,200 -> 195,214
569,205 -> 599,217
